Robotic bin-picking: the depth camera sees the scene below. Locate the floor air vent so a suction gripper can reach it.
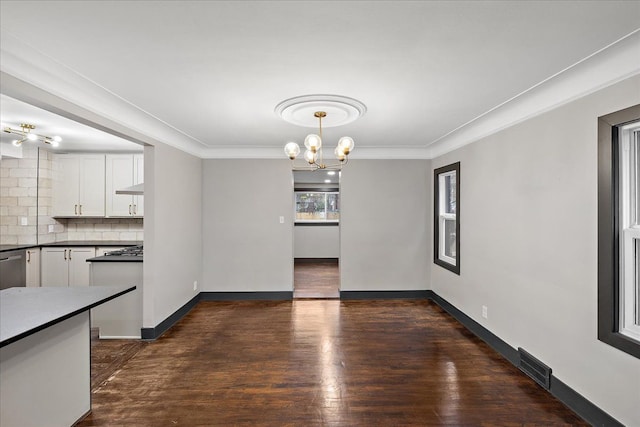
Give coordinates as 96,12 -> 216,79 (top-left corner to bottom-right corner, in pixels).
518,347 -> 552,390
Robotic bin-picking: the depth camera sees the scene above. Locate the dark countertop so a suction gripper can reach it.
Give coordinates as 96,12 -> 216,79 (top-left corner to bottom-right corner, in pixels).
1,241 -> 142,253
0,285 -> 136,348
0,244 -> 38,252
87,255 -> 143,262
41,240 -> 142,247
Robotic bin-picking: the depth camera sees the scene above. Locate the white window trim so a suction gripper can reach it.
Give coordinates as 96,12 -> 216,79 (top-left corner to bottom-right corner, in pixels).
438,172 -> 456,265
619,122 -> 640,341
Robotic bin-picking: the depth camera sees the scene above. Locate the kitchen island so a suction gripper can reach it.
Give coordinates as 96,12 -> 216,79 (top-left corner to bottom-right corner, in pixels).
0,285 -> 135,427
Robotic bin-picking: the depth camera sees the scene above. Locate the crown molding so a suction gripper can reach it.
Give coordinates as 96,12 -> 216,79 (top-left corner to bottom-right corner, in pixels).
2,29 -> 639,161
0,30 -> 207,158
199,145 -> 432,159
426,29 -> 640,159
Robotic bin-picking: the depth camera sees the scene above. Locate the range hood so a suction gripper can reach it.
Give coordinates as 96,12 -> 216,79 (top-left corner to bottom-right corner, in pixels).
115,183 -> 144,195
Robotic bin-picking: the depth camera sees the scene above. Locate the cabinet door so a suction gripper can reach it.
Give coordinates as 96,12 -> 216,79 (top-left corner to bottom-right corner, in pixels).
25,248 -> 40,287
52,156 -> 80,217
41,248 -> 69,286
68,247 -> 96,286
132,154 -> 144,216
106,155 -> 135,217
78,155 -> 106,216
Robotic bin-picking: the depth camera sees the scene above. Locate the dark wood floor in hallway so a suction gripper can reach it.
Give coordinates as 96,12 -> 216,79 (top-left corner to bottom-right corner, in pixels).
293,259 -> 340,299
79,300 -> 588,426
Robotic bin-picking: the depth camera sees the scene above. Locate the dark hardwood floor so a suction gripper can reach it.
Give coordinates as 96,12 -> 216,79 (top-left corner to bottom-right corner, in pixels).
90,328 -> 146,392
293,259 -> 340,299
81,299 -> 588,426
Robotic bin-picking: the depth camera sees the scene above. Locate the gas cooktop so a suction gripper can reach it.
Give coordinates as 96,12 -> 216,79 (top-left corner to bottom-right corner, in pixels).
106,245 -> 143,257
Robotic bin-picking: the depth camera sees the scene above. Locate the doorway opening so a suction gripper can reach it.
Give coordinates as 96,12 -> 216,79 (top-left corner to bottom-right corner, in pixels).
292,170 -> 340,299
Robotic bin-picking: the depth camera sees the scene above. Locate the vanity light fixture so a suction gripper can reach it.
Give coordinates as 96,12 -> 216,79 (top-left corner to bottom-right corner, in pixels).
3,123 -> 62,147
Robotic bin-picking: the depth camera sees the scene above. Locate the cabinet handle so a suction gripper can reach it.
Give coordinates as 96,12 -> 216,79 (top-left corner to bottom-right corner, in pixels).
129,204 -> 132,215
69,249 -> 72,260
75,204 -> 78,215
79,205 -> 83,215
133,204 -> 137,215
27,250 -> 31,263
64,249 -> 67,260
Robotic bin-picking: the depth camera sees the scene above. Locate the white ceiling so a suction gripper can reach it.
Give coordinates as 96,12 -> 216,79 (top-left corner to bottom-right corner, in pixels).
0,1 -> 638,158
0,95 -> 142,153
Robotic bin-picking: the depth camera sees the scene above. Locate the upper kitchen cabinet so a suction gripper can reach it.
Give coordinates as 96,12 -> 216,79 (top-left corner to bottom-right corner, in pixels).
52,154 -> 106,217
105,154 -> 144,217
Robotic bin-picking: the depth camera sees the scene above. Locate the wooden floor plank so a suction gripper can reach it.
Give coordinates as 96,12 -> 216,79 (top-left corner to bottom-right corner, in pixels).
293,259 -> 340,299
80,300 -> 588,426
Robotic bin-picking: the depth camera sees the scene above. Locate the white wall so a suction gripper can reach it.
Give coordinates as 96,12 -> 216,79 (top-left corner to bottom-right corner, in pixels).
340,160 -> 431,291
294,225 -> 339,258
431,75 -> 640,426
143,143 -> 202,327
201,160 -> 293,292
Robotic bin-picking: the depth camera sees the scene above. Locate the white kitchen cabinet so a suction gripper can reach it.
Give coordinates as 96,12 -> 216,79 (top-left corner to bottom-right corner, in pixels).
25,248 -> 40,287
41,247 -> 96,287
53,154 -> 106,217
105,154 -> 143,217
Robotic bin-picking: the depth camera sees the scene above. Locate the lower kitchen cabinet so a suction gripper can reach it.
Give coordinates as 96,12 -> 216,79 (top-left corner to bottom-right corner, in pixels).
25,248 -> 40,287
41,247 -> 96,286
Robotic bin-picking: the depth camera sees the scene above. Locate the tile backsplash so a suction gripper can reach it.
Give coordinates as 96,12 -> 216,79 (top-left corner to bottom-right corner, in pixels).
38,217 -> 144,244
1,147 -> 144,245
0,146 -> 38,245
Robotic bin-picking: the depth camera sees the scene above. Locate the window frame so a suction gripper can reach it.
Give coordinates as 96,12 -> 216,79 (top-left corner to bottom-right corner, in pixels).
597,104 -> 640,359
294,189 -> 340,224
434,162 -> 460,275
618,121 -> 640,341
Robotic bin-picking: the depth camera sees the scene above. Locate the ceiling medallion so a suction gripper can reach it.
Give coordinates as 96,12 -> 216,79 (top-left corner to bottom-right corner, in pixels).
276,95 -> 366,170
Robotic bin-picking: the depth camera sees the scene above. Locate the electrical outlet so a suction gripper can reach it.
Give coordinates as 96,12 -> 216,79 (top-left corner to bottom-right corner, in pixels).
20,217 -> 28,226
482,305 -> 488,319
193,281 -> 198,291
279,216 -> 285,224
48,224 -> 55,233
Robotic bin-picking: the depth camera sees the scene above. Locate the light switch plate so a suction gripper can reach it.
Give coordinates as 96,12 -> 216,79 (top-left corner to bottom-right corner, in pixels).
279,216 -> 285,224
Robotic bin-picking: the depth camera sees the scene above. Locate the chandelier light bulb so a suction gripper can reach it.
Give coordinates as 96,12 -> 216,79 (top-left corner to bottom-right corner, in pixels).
304,134 -> 322,152
304,149 -> 317,165
280,105 -> 360,170
52,136 -> 62,143
284,142 -> 300,160
338,136 -> 355,155
50,140 -> 60,148
12,139 -> 22,147
27,133 -> 38,141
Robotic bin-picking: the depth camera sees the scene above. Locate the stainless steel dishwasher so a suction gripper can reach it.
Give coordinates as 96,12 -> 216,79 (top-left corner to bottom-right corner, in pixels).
0,249 -> 26,290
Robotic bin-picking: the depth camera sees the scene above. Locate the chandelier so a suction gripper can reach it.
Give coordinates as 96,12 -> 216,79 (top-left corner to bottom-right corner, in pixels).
3,123 -> 62,147
284,111 -> 354,170
276,94 -> 365,171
